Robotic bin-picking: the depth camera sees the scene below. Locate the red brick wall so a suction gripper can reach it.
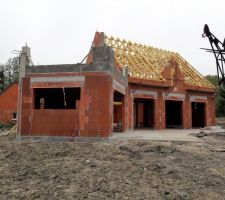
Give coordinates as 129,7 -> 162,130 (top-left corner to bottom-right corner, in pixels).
80,74 -> 113,137
155,92 -> 165,129
19,78 -> 32,135
113,105 -> 122,123
19,73 -> 114,137
0,83 -> 18,124
183,93 -> 191,128
31,110 -> 79,136
86,32 -> 100,64
20,77 -> 80,137
127,85 -> 215,130
18,70 -> 216,137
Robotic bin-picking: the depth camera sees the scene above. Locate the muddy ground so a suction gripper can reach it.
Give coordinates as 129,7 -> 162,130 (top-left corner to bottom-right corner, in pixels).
1,132 -> 225,200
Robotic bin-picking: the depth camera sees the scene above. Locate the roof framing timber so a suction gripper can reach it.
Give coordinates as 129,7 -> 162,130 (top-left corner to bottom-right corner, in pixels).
104,35 -> 214,88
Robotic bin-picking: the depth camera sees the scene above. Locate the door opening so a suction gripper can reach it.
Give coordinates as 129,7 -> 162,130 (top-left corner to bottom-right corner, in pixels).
133,98 -> 154,129
165,100 -> 182,128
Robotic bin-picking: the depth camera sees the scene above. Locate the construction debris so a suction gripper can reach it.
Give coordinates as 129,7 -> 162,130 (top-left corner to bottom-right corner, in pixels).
0,124 -> 17,138
191,131 -> 208,138
201,126 -> 222,130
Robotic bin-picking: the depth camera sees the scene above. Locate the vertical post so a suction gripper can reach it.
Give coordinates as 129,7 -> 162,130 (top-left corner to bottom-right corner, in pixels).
131,94 -> 134,131
183,93 -> 191,129
135,101 -> 138,128
17,46 -> 31,137
121,95 -> 125,132
155,92 -> 165,129
204,102 -> 208,127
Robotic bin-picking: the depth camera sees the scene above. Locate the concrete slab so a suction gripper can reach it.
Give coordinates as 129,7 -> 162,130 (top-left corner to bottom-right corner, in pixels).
109,129 -> 217,142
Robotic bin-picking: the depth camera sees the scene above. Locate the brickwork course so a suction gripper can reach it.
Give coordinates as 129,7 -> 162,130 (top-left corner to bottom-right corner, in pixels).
17,32 -> 216,137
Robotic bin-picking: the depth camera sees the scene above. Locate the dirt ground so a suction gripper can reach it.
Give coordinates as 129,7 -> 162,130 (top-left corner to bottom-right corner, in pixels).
1,131 -> 225,200
216,117 -> 225,129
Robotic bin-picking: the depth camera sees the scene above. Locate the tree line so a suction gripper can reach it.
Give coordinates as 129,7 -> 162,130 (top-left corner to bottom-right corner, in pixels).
0,56 -> 19,92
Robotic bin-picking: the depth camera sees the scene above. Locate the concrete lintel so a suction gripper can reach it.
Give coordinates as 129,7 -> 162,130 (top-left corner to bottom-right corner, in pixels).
31,76 -> 85,83
133,90 -> 158,97
163,93 -> 185,100
190,95 -> 207,102
113,80 -> 126,95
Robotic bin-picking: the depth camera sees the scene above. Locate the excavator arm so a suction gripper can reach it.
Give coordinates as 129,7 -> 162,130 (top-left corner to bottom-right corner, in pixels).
202,24 -> 225,86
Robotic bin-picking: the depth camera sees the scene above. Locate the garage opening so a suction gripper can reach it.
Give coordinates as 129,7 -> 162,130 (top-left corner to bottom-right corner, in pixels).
192,102 -> 205,128
133,98 -> 154,128
113,91 -> 124,132
166,100 -> 182,128
34,88 -> 80,109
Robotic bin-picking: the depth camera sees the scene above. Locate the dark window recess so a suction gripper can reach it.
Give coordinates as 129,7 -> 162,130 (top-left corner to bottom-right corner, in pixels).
34,88 -> 80,109
12,112 -> 17,120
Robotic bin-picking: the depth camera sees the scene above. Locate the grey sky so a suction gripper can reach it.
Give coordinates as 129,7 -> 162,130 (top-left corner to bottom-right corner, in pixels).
0,0 -> 224,75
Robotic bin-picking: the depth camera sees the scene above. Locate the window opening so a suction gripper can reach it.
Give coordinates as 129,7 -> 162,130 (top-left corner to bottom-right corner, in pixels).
34,88 -> 80,109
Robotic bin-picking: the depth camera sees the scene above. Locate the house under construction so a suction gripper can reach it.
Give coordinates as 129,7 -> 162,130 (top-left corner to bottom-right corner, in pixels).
17,32 -> 216,138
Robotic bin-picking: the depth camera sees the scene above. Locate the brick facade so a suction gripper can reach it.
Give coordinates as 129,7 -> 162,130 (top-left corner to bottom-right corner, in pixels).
0,83 -> 18,124
17,34 -> 216,138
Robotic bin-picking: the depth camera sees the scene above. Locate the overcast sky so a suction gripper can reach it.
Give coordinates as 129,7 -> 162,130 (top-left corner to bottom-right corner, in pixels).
0,0 -> 225,75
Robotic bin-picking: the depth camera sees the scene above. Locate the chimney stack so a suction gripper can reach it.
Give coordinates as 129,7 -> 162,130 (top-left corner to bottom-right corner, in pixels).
19,45 -> 31,83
